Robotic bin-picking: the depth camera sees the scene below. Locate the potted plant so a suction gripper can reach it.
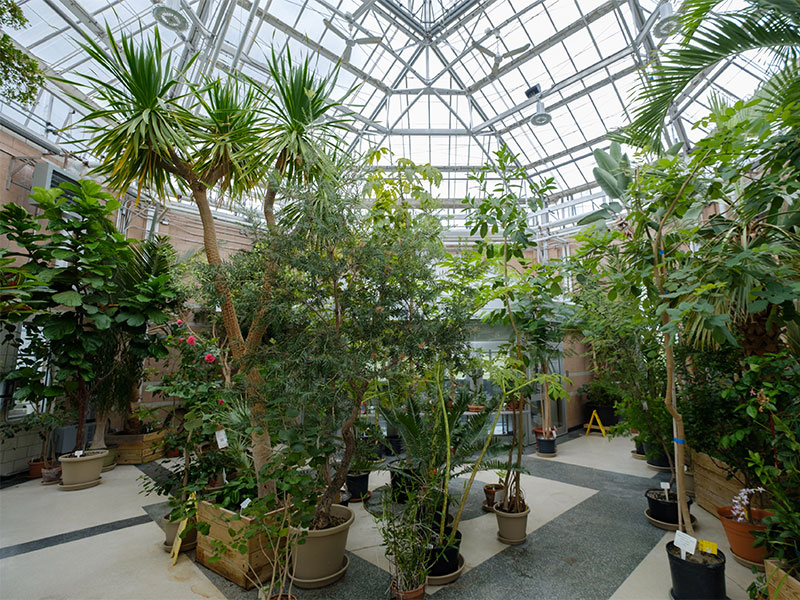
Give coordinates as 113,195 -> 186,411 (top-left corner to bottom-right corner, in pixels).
377,481 -> 433,599
0,183 -> 175,489
717,487 -> 770,565
666,540 -> 727,600
580,377 -> 623,427
483,471 -> 505,511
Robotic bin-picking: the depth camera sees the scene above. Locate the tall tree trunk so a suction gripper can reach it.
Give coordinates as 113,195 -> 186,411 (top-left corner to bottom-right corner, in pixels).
74,380 -> 88,453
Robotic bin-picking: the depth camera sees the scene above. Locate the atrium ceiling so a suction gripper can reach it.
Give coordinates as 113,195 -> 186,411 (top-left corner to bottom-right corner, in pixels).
3,0 -> 769,237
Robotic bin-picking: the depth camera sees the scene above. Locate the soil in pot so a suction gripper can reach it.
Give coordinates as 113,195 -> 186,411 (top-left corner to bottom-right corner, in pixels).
646,489 -> 693,525
28,459 -> 44,479
717,506 -> 771,564
426,528 -> 462,577
346,471 -> 370,501
494,502 -> 530,544
666,541 -> 726,600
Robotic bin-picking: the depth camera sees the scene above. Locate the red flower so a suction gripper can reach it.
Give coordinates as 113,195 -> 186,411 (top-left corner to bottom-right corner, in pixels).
204,353 -> 216,363
176,319 -> 183,325
217,399 -> 225,405
179,337 -> 184,342
186,336 -> 197,345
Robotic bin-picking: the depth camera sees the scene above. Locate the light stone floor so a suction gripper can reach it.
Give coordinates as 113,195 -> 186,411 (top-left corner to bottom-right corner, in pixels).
0,435 -> 756,600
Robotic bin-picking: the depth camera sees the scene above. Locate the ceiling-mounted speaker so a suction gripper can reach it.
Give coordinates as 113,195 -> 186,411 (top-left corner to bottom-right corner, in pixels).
653,2 -> 681,39
153,0 -> 189,32
524,84 -> 542,99
530,101 -> 551,126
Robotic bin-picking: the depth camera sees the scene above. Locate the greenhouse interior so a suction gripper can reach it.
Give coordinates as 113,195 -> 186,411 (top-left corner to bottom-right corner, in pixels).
0,0 -> 798,599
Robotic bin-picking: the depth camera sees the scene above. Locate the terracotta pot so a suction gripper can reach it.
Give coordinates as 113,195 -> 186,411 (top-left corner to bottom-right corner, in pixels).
165,448 -> 181,458
765,559 -> 800,600
483,483 -> 504,506
467,404 -> 485,412
717,506 -> 771,564
291,504 -> 354,588
391,579 -> 426,600
494,502 -> 530,544
59,450 -> 108,489
28,459 -> 44,479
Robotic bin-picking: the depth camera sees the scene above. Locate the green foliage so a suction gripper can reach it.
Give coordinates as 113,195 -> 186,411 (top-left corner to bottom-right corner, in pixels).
0,181 -> 176,452
0,0 -> 44,105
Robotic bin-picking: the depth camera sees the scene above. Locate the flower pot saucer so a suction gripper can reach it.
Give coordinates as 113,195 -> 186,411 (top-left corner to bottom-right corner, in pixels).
58,477 -> 101,491
631,450 -> 646,460
427,554 -> 465,586
536,450 -> 557,458
729,549 -> 765,572
41,478 -> 61,486
669,588 -> 730,600
481,500 -> 494,513
162,539 -> 197,553
348,490 -> 372,503
101,462 -> 117,473
291,555 -> 349,589
496,531 -> 527,545
645,508 -> 697,531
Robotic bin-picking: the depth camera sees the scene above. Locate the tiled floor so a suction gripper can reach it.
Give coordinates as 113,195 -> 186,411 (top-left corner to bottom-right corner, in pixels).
0,435 -> 756,599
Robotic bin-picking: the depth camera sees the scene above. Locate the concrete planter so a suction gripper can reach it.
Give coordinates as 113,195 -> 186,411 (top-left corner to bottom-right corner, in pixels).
58,450 -> 108,490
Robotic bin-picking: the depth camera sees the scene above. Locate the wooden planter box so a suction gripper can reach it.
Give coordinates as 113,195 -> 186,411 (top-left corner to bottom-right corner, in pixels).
692,452 -> 747,514
195,500 -> 282,589
104,430 -> 166,465
765,559 -> 800,600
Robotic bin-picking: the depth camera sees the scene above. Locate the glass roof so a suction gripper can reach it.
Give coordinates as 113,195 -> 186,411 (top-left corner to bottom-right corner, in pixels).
2,0 -> 769,240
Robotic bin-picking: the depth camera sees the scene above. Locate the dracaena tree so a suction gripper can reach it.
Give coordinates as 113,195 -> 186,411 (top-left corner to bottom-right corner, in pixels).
65,27 -> 352,498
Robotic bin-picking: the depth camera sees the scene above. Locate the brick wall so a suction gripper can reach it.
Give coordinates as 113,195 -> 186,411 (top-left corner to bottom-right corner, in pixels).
0,429 -> 43,476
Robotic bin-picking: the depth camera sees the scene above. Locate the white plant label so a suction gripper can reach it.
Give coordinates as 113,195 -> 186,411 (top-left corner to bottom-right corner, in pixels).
641,400 -> 648,411
240,498 -> 252,510
660,482 -> 670,490
674,530 -> 697,560
215,428 -> 228,449
74,450 -> 83,457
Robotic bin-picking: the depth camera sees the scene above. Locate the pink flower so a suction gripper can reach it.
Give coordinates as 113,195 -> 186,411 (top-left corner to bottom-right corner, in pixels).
179,337 -> 184,342
217,399 -> 225,405
186,336 -> 196,345
204,353 -> 216,363
177,319 -> 183,325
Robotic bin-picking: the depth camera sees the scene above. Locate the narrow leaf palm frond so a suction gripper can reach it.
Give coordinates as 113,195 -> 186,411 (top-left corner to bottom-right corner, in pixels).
623,10 -> 800,150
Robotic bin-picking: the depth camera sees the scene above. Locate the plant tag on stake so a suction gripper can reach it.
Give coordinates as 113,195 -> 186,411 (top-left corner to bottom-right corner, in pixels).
215,428 -> 228,449
674,530 -> 697,560
698,540 -> 718,555
240,498 -> 252,511
661,481 -> 671,500
74,450 -> 83,457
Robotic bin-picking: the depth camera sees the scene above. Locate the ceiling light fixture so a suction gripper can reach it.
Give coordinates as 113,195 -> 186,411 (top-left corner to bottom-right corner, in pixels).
153,0 -> 189,32
653,2 -> 681,39
530,100 -> 551,126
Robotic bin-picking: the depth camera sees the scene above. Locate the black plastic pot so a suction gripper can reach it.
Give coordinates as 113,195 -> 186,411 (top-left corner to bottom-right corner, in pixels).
346,471 -> 370,501
643,444 -> 671,469
426,528 -> 462,577
666,541 -> 726,599
388,459 -> 417,503
536,436 -> 557,455
585,403 -> 619,426
646,489 -> 693,524
386,435 -> 405,456
634,438 -> 645,456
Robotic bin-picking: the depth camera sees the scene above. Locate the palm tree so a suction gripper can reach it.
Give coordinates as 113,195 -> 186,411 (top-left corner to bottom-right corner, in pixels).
66,26 -> 351,498
623,0 -> 800,150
